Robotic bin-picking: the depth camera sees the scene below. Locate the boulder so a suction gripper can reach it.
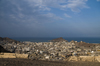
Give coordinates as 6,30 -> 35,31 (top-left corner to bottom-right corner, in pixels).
0,45 -> 11,53
51,37 -> 68,42
15,53 -> 28,59
0,53 -> 16,58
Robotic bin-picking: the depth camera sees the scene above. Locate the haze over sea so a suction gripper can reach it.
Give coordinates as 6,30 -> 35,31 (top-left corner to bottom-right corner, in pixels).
11,37 -> 100,43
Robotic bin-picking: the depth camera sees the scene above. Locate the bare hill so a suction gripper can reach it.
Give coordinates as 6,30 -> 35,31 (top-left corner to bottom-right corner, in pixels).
0,37 -> 20,43
51,37 -> 68,42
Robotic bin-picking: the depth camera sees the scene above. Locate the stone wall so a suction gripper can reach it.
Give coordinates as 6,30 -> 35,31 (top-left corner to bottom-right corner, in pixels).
0,53 -> 100,62
67,56 -> 100,62
0,53 -> 28,59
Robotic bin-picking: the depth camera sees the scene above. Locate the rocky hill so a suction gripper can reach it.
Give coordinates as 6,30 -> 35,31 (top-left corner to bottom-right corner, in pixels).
51,37 -> 68,42
0,37 -> 20,43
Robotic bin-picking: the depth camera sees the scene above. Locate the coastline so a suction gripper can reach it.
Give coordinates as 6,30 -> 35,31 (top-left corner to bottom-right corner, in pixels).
11,37 -> 100,43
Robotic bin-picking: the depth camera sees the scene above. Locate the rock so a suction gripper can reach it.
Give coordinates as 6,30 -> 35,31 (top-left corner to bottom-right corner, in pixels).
0,53 -> 16,58
45,56 -> 49,59
0,53 -> 28,59
70,40 -> 75,43
0,45 -> 11,53
0,37 -> 20,43
51,37 -> 68,42
15,53 -> 28,58
1,37 -> 100,62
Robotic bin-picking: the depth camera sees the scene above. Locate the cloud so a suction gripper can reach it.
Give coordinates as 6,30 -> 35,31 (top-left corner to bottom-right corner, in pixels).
25,0 -> 66,10
0,0 -> 63,24
0,0 -> 89,25
43,13 -> 63,20
97,0 -> 100,1
25,0 -> 89,12
0,0 -> 100,37
64,13 -> 71,18
67,0 -> 89,12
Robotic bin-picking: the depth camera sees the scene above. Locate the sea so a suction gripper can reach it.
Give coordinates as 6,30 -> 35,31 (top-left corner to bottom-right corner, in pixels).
11,37 -> 100,43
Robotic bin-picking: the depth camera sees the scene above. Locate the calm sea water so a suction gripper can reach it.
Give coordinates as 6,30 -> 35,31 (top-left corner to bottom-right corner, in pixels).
11,37 -> 100,43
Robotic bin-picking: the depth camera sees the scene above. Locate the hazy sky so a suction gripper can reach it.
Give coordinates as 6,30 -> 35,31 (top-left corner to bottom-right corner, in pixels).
0,0 -> 100,37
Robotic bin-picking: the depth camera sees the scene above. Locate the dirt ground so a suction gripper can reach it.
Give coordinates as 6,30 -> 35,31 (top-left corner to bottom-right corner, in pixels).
0,58 -> 100,66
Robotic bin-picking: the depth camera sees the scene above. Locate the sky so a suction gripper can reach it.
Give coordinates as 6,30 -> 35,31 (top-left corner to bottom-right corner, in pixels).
0,0 -> 100,37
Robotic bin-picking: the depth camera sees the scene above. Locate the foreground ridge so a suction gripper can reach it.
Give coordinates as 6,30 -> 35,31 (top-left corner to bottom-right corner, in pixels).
0,37 -> 100,62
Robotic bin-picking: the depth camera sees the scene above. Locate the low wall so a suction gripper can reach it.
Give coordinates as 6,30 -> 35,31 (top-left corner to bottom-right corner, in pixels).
0,53 -> 100,62
68,56 -> 100,62
16,54 -> 28,58
0,53 -> 28,59
94,56 -> 100,62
